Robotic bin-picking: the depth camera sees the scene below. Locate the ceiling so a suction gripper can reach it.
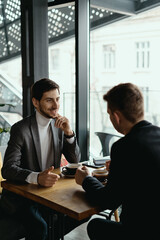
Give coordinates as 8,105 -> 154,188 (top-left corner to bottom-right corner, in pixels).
0,0 -> 159,63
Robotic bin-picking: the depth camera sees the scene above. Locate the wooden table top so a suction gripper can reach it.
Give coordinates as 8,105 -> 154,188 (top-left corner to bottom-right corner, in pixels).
1,168 -> 101,220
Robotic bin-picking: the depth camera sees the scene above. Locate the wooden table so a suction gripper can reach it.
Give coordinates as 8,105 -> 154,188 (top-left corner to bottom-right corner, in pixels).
1,167 -> 120,239
1,168 -> 101,221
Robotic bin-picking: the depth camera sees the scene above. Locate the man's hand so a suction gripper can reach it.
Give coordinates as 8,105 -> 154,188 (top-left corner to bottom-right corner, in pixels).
75,166 -> 91,186
38,166 -> 60,187
54,114 -> 73,136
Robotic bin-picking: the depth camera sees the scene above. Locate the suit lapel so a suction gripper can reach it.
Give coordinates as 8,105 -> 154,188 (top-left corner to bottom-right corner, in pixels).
30,115 -> 42,170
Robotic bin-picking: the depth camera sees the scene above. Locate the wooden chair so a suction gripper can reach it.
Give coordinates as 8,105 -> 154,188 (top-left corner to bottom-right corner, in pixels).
0,152 -> 3,195
0,146 -> 7,196
98,207 -> 121,222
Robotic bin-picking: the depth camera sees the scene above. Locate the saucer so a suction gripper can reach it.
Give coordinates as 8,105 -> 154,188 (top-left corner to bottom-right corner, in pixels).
61,170 -> 75,178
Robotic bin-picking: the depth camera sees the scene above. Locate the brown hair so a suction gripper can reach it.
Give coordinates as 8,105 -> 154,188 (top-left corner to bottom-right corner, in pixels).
31,78 -> 60,101
103,83 -> 144,123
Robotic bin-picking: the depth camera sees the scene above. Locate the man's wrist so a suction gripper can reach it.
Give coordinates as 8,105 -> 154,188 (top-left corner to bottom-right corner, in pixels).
64,131 -> 75,139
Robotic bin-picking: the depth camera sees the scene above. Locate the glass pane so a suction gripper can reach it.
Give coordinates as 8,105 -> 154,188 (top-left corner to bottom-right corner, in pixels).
0,28 -> 8,58
0,1 -> 3,27
0,57 -> 22,145
7,21 -> 21,54
48,4 -> 75,131
90,6 -> 160,158
0,0 -> 22,146
4,0 -> 21,24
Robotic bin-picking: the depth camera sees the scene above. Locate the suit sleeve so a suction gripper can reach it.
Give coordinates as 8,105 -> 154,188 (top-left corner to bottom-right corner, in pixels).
62,136 -> 81,163
82,141 -> 124,210
2,123 -> 32,182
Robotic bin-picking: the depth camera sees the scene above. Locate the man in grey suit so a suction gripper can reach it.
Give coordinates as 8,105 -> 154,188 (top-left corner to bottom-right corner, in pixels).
1,78 -> 81,240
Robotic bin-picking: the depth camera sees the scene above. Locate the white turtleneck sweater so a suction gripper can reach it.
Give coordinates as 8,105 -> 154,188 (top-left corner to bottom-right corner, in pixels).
26,111 -> 74,184
36,111 -> 53,171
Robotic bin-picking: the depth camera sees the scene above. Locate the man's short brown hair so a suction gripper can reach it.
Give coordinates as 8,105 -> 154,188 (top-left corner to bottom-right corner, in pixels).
103,83 -> 144,123
31,78 -> 60,101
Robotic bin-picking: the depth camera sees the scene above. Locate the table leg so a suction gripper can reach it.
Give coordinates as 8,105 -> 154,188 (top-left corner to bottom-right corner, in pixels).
48,211 -> 55,240
57,213 -> 65,240
48,211 -> 65,240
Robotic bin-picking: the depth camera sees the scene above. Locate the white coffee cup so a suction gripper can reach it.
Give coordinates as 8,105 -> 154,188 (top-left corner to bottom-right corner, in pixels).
62,163 -> 81,175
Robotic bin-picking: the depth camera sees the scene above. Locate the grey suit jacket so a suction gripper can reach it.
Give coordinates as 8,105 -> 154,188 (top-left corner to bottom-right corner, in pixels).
2,114 -> 81,183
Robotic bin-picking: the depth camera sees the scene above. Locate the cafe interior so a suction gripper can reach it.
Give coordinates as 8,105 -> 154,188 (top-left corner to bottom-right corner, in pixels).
0,0 -> 160,239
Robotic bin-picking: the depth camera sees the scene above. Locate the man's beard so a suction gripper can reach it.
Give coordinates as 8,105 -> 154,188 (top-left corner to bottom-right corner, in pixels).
39,106 -> 58,119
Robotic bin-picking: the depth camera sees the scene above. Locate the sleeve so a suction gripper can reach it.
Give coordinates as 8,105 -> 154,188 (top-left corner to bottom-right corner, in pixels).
62,136 -> 81,163
2,123 -> 32,182
25,172 -> 39,184
65,137 -> 74,144
82,142 -> 124,211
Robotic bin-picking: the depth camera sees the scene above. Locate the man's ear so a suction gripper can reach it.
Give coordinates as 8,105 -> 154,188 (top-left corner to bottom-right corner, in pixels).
113,111 -> 121,124
32,97 -> 39,109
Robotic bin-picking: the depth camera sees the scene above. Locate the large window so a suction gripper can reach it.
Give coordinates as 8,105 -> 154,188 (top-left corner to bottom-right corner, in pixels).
0,0 -> 159,159
0,57 -> 22,145
48,5 -> 76,132
90,6 -> 160,157
49,38 -> 75,130
0,0 -> 22,146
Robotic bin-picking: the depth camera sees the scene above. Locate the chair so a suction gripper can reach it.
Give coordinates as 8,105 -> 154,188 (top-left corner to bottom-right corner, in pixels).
0,146 -> 7,195
0,153 -> 3,195
95,132 -> 121,156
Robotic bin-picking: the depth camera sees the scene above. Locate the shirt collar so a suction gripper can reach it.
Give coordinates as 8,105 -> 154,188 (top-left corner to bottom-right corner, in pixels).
36,110 -> 52,127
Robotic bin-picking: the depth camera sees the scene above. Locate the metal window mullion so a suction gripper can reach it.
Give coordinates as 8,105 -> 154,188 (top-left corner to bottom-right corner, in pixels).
21,0 -> 48,118
75,0 -> 90,162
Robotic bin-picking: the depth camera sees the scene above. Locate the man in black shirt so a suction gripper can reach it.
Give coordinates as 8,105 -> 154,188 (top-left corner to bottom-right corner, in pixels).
76,83 -> 160,239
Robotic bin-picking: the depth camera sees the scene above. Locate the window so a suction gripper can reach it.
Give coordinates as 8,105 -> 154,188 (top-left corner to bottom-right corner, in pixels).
103,44 -> 116,70
48,4 -> 76,132
0,57 -> 22,145
135,41 -> 150,70
50,49 -> 60,70
90,7 -> 160,157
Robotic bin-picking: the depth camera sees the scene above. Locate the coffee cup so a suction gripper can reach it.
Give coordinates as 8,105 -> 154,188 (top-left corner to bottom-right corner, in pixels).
62,163 -> 81,176
92,169 -> 109,182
